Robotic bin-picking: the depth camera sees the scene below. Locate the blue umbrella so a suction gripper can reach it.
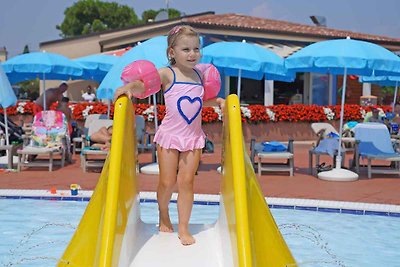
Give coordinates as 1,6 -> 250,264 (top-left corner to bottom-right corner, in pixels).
285,38 -> 400,76
98,36 -> 168,94
2,51 -> 83,110
285,37 -> 400,181
98,35 -> 206,95
98,36 -> 169,132
0,65 -> 17,146
360,76 -> 400,112
98,36 -> 171,174
74,54 -> 118,82
201,40 -> 294,100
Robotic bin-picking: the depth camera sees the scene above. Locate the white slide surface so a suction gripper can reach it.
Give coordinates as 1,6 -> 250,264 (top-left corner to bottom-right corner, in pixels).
128,223 -> 223,267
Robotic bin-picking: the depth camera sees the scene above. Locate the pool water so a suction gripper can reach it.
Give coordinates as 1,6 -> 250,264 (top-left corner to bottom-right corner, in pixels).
0,199 -> 399,267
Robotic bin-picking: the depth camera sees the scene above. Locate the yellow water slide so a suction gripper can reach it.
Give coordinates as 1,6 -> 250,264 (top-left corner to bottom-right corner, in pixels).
57,95 -> 296,267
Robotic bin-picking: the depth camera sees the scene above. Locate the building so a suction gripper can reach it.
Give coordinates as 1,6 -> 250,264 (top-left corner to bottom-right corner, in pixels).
0,47 -> 7,62
40,12 -> 400,105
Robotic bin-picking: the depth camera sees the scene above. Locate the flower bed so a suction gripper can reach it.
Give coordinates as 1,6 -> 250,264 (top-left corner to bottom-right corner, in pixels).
1,101 -> 392,124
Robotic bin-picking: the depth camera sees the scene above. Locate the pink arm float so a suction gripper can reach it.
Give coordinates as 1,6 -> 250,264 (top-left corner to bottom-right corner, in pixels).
195,63 -> 221,100
120,60 -> 161,99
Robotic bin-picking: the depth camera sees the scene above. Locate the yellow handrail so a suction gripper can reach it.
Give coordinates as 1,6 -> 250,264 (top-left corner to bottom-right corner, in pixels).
57,96 -> 137,267
221,94 -> 297,266
58,94 -> 296,267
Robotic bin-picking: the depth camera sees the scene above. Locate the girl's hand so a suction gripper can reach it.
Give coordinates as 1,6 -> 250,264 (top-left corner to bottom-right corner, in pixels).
114,84 -> 133,102
113,81 -> 144,102
216,97 -> 225,110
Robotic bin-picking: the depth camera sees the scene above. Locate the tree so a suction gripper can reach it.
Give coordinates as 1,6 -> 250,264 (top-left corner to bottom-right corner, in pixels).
164,8 -> 182,19
142,9 -> 158,23
16,79 -> 39,101
141,8 -> 181,22
22,45 -> 29,54
56,0 -> 139,38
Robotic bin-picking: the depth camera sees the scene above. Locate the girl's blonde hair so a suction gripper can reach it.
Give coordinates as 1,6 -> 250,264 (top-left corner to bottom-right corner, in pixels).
166,25 -> 200,65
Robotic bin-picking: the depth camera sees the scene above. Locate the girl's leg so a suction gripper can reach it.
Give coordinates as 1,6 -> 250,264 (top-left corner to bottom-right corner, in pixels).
177,149 -> 201,245
157,145 -> 179,232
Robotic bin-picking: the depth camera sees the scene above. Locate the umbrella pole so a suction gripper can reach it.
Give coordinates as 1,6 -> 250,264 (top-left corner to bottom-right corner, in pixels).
392,81 -> 398,113
237,69 -> 242,102
153,94 -> 158,132
42,73 -> 46,111
139,94 -> 160,174
3,107 -> 10,146
336,68 -> 348,170
107,99 -> 111,118
318,68 -> 358,181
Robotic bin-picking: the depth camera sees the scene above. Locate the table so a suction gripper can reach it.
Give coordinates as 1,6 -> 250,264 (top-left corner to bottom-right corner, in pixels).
0,144 -> 18,169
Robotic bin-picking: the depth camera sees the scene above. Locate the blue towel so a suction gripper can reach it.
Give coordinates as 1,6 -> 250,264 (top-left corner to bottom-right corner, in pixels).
354,123 -> 394,154
346,121 -> 358,128
262,141 -> 287,152
354,123 -> 397,157
386,112 -> 396,120
358,142 -> 398,158
325,132 -> 340,138
314,138 -> 339,157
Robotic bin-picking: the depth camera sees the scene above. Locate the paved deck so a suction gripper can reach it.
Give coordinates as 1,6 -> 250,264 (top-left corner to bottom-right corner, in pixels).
1,143 -> 399,205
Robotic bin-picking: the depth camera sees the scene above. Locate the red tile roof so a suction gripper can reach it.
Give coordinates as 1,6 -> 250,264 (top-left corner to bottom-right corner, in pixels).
103,46 -> 132,56
185,13 -> 400,44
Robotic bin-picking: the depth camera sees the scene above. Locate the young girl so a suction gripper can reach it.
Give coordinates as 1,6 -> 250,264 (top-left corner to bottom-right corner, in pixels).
114,25 -> 224,245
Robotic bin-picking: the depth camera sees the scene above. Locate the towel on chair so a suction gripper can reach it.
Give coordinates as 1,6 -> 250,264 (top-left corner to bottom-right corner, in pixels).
262,141 -> 287,152
314,138 -> 339,157
354,123 -> 394,156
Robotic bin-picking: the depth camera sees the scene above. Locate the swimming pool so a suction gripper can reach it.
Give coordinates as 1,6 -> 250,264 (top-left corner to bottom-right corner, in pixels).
0,198 -> 399,267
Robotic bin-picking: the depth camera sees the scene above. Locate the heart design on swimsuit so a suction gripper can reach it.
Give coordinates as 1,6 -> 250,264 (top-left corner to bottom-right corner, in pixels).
177,96 -> 203,125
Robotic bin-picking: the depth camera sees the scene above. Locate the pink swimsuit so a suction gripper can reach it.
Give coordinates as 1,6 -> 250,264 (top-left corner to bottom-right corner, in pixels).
153,67 -> 206,152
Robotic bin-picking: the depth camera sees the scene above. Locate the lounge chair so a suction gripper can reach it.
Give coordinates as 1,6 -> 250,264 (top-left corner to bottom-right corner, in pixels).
308,122 -> 346,176
80,118 -> 113,172
17,110 -> 70,171
354,122 -> 400,178
72,114 -> 104,154
250,139 -> 294,176
135,115 -> 156,162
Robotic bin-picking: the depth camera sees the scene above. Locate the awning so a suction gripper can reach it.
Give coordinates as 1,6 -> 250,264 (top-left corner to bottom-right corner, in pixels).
257,42 -> 303,58
203,36 -> 303,58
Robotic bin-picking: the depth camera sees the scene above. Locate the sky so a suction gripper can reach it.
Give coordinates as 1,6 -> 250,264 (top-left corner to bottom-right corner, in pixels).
1,0 -> 400,57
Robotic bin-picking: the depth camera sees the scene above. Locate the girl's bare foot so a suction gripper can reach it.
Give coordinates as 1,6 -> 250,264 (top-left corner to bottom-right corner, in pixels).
178,225 -> 196,246
159,212 -> 173,233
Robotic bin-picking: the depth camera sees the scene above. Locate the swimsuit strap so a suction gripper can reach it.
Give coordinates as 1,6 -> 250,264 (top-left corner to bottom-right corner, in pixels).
167,66 -> 176,84
165,66 -> 177,94
193,68 -> 203,85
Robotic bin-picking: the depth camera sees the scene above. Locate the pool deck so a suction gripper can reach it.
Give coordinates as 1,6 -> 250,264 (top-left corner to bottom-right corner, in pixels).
1,143 -> 400,205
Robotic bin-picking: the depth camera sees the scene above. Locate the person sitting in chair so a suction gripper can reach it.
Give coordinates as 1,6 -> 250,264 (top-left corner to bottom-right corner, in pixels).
89,126 -> 112,150
364,107 -> 384,123
81,85 -> 96,102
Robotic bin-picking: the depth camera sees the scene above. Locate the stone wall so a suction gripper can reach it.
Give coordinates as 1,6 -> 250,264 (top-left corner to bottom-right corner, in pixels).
9,114 -> 341,144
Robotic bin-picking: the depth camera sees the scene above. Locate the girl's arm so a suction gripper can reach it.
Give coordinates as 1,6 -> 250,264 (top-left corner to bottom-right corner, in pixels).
203,97 -> 225,109
113,68 -> 169,102
113,80 -> 145,102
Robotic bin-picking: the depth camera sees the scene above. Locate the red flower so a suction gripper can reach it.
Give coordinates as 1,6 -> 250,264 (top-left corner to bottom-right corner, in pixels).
2,101 -> 392,124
